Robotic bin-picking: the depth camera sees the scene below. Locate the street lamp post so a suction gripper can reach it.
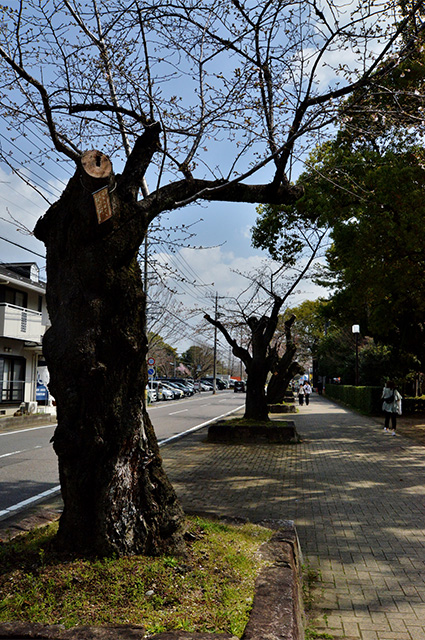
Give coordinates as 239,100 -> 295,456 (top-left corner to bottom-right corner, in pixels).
352,324 -> 360,386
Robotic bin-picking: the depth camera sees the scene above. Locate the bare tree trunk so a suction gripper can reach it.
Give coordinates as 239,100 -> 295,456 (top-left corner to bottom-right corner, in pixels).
266,315 -> 302,404
205,298 -> 285,423
266,361 -> 303,404
34,162 -> 185,557
244,360 -> 270,422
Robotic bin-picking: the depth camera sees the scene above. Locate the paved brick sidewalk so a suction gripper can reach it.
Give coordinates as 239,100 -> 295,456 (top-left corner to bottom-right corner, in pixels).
161,395 -> 425,640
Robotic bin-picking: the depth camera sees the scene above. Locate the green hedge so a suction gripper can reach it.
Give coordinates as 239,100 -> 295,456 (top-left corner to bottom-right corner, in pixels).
325,386 -> 425,415
324,385 -> 382,415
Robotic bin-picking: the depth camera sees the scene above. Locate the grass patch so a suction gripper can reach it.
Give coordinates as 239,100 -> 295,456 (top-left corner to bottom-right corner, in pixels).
0,516 -> 273,636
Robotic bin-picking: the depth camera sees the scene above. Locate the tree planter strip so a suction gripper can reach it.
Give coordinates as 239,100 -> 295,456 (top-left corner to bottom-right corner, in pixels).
207,421 -> 300,444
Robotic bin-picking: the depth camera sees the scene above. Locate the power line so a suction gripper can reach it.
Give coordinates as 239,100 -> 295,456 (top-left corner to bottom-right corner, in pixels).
152,247 -> 211,306
153,238 -> 217,307
0,193 -> 42,220
154,223 -> 217,293
0,117 -> 71,187
0,134 -> 63,199
0,234 -> 45,259
171,245 -> 216,294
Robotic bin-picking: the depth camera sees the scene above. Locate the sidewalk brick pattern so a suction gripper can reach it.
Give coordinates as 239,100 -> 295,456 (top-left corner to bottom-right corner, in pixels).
161,397 -> 425,640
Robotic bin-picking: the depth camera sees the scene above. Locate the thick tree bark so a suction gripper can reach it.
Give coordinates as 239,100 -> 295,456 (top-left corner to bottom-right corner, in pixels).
242,315 -> 273,422
244,359 -> 270,422
266,315 -> 302,404
34,158 -> 185,557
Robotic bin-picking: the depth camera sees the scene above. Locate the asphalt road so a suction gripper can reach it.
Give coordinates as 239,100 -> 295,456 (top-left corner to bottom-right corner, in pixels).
0,423 -> 58,518
0,390 -> 244,519
148,390 -> 244,443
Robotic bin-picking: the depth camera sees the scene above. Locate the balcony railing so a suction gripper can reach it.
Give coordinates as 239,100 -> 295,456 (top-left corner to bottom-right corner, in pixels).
0,303 -> 44,343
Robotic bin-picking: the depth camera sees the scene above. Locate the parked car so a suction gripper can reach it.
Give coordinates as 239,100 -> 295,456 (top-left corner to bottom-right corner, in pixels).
234,380 -> 245,393
146,385 -> 157,402
162,382 -> 184,399
162,378 -> 194,396
150,381 -> 174,401
165,378 -> 194,396
172,381 -> 193,396
201,377 -> 226,390
161,386 -> 174,400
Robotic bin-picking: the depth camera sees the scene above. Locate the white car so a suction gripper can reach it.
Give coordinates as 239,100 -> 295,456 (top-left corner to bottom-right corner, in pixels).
162,382 -> 184,399
146,386 -> 157,403
161,386 -> 174,400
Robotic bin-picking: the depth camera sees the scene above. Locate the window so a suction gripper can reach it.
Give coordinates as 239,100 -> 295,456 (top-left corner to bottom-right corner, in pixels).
0,356 -> 25,403
15,291 -> 26,308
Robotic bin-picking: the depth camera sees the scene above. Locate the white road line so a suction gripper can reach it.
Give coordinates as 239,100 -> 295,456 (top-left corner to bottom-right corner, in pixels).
0,423 -> 56,437
169,409 -> 189,415
0,444 -> 43,459
0,485 -> 61,521
158,405 -> 244,446
0,450 -> 23,459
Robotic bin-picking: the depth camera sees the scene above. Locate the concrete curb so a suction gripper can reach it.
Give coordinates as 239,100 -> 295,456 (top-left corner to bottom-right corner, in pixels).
0,414 -> 56,434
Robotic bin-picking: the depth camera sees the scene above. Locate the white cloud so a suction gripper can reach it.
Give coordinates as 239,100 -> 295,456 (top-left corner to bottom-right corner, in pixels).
152,244 -> 330,353
241,224 -> 253,239
154,244 -> 329,308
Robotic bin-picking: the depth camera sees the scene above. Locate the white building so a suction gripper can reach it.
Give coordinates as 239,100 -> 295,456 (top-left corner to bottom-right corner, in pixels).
0,262 -> 53,415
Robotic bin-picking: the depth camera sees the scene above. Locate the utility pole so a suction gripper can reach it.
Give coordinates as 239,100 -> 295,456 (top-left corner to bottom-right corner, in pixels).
213,292 -> 218,395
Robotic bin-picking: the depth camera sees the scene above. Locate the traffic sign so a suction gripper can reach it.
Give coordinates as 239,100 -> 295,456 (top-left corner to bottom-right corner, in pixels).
148,367 -> 155,376
147,357 -> 155,365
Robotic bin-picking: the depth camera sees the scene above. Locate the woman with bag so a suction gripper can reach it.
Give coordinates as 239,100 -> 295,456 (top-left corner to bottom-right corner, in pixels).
382,380 -> 402,435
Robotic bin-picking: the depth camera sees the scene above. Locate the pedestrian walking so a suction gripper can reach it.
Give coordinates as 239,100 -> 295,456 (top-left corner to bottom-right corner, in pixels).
298,382 -> 305,405
304,381 -> 312,405
382,380 -> 402,435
